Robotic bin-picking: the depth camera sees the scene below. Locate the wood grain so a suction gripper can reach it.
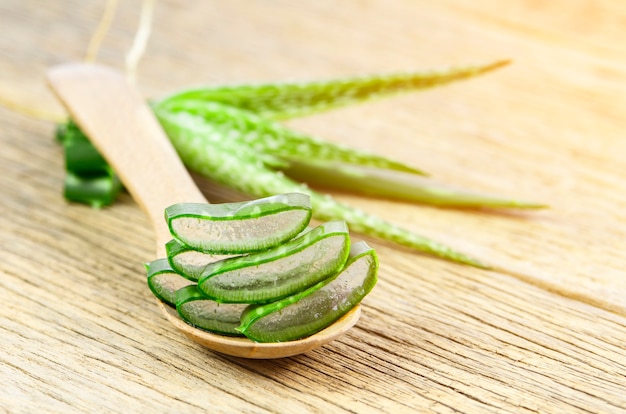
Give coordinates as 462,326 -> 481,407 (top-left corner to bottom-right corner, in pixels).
1,0 -> 625,412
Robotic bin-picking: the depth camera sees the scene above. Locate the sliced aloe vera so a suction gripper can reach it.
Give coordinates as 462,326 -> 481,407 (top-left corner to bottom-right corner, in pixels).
166,239 -> 233,281
165,192 -> 312,254
145,258 -> 195,306
198,221 -> 351,304
64,171 -> 122,208
238,241 -> 378,342
175,285 -> 248,336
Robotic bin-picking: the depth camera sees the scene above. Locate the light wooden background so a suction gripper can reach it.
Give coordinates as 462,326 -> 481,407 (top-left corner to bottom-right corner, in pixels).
1,1 -> 625,412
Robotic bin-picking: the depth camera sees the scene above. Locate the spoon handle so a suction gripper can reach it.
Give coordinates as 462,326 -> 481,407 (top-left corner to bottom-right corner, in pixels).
47,63 -> 206,247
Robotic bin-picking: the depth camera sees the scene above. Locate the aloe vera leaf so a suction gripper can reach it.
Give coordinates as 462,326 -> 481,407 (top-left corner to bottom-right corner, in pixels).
145,258 -> 195,306
198,221 -> 351,304
312,192 -> 488,268
175,285 -> 247,336
238,241 -> 378,343
159,60 -> 510,121
165,239 -> 233,282
165,193 -> 312,254
285,161 -> 547,209
154,100 -> 544,211
154,109 -> 288,169
154,101 -> 424,175
156,111 -> 489,268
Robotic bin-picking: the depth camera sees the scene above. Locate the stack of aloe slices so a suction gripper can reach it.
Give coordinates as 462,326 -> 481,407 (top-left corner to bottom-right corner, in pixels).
146,192 -> 378,343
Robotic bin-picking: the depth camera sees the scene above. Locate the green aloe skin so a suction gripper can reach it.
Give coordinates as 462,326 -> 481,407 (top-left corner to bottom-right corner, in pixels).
145,258 -> 195,306
59,60 -> 546,268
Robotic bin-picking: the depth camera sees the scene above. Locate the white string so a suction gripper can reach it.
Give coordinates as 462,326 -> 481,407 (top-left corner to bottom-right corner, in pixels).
125,0 -> 156,85
85,0 -> 119,63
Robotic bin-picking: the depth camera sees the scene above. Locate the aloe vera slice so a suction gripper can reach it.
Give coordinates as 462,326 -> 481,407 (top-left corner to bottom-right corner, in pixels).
165,193 -> 312,254
198,221 -> 351,304
57,120 -> 123,207
165,239 -> 233,281
145,258 -> 195,306
175,285 -> 248,336
63,171 -> 123,209
238,241 -> 378,342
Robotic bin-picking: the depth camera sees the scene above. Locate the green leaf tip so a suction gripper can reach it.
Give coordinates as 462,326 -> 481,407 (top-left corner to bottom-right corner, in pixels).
284,161 -> 547,210
158,60 -> 512,121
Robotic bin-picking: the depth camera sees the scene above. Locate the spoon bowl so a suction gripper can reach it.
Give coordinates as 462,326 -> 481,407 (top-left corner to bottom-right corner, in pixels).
47,63 -> 361,358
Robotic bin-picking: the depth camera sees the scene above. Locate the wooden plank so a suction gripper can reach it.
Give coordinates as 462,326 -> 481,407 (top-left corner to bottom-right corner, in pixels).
1,1 -> 625,412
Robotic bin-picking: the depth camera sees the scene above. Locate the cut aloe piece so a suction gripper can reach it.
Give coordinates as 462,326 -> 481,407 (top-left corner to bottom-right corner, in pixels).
165,193 -> 312,254
176,285 -> 248,336
165,239 -> 234,282
145,258 -> 195,306
57,120 -> 123,207
198,221 -> 351,304
238,241 -> 378,342
64,171 -> 123,208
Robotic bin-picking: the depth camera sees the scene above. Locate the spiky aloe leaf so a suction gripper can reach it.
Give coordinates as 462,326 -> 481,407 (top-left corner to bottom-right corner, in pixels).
153,109 -> 287,169
153,99 -> 424,175
159,60 -> 509,120
154,107 -> 489,269
153,103 -> 545,210
63,171 -> 122,208
285,161 -> 547,209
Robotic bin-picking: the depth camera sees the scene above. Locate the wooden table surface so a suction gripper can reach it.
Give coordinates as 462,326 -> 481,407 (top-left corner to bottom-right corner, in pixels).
1,1 -> 625,412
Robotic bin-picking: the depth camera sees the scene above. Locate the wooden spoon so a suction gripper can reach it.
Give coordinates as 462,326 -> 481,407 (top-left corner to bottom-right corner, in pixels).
46,63 -> 361,359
